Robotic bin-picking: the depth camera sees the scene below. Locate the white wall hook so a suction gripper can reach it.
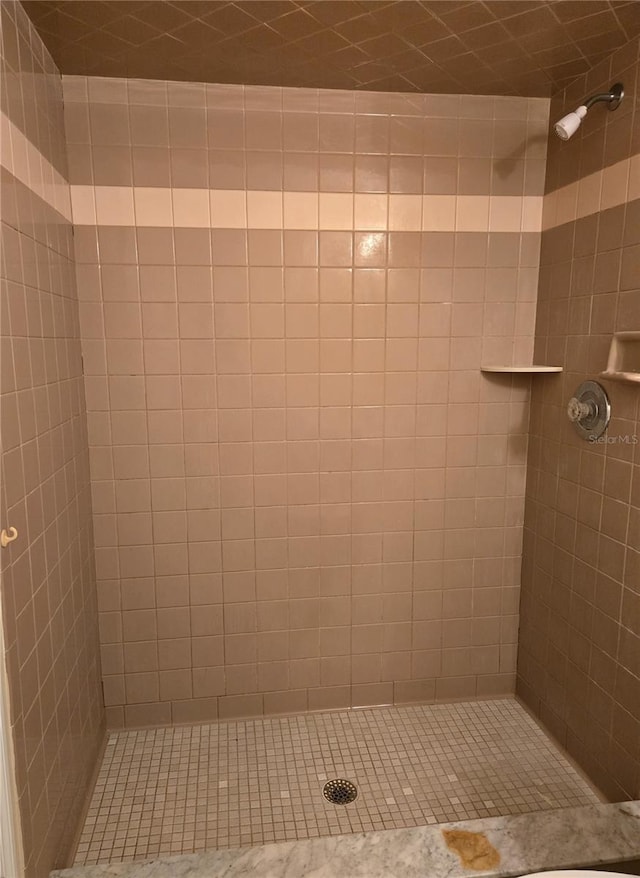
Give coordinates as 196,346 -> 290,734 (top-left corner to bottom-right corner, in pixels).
0,527 -> 18,548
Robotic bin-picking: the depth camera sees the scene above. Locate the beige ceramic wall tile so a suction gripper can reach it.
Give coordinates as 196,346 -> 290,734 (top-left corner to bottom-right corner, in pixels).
65,74 -> 553,730
518,40 -> 640,803
0,6 -> 105,877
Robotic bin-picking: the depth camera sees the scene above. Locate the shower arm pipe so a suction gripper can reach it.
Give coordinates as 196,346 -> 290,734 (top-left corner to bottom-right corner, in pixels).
582,82 -> 624,111
584,90 -> 621,109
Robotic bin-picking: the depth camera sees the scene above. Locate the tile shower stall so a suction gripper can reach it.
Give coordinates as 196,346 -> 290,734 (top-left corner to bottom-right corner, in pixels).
0,1 -> 639,876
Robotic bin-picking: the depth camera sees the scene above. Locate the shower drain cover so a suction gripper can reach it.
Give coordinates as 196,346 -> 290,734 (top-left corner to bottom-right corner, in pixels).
323,778 -> 358,805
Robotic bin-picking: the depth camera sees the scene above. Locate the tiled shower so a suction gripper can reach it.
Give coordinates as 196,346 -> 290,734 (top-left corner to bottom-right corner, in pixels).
0,1 -> 638,876
68,74 -> 544,727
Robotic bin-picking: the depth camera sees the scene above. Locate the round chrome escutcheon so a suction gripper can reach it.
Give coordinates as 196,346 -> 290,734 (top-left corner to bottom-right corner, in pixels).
567,380 -> 611,441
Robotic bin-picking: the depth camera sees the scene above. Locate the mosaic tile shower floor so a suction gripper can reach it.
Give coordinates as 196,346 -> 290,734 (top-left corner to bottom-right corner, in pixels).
74,698 -> 599,866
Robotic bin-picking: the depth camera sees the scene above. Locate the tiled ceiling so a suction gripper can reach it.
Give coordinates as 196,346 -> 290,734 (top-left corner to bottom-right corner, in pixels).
22,1 -> 640,97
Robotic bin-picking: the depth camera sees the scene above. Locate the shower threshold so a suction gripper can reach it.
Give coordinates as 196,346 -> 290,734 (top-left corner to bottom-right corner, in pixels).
71,697 -> 599,868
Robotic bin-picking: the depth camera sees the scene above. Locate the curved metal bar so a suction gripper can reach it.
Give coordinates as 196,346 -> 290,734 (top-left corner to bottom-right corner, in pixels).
584,92 -> 616,109
584,82 -> 624,111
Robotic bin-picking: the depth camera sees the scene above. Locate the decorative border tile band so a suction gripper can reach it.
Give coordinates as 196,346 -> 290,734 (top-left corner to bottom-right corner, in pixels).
3,107 -> 638,234
0,111 -> 71,221
542,153 -> 640,230
70,186 -> 543,233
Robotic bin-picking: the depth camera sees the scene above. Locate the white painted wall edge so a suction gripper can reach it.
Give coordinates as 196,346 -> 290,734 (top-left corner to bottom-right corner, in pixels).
0,586 -> 25,878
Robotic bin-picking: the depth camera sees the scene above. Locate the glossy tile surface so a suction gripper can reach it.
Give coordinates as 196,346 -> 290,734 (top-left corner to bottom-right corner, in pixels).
67,76 -> 548,729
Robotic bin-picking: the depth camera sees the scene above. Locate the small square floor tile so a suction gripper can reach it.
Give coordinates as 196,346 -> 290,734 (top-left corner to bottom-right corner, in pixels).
73,698 -> 599,867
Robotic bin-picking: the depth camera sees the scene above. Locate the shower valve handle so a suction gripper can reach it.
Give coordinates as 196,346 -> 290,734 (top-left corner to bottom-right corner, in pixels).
567,397 -> 592,423
567,381 -> 611,441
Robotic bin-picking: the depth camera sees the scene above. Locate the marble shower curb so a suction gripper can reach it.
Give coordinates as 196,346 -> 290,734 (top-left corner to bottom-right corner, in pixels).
52,801 -> 640,878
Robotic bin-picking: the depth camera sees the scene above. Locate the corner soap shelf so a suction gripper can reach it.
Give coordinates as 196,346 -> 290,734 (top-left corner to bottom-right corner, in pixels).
480,365 -> 563,374
600,332 -> 640,384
